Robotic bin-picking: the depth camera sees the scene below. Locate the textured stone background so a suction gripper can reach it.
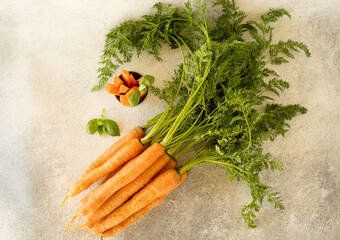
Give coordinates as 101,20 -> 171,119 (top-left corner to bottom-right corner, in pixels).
0,0 -> 339,239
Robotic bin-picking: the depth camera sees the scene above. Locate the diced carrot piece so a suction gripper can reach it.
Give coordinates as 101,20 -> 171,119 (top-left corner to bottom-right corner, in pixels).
120,94 -> 130,107
112,84 -> 120,95
105,83 -> 116,94
129,74 -> 138,86
126,86 -> 139,99
119,85 -> 130,94
121,70 -> 132,87
114,76 -> 124,85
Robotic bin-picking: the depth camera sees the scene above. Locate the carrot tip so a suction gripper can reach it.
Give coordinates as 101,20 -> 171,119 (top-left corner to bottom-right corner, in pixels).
62,228 -> 88,234
68,215 -> 79,240
57,217 -> 86,229
56,214 -> 82,229
54,179 -> 72,187
60,195 -> 69,208
80,232 -> 94,240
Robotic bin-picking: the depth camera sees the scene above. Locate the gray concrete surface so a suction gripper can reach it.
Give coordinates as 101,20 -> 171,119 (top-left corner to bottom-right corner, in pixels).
1,0 -> 339,239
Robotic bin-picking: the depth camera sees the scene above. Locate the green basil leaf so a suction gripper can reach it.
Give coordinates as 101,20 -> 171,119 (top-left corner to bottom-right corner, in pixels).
129,91 -> 141,107
139,75 -> 155,87
86,119 -> 99,135
139,84 -> 148,94
98,125 -> 104,137
103,119 -> 120,136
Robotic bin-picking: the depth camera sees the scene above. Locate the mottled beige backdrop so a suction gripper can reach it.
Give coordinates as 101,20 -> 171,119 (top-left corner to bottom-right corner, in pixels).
0,0 -> 339,239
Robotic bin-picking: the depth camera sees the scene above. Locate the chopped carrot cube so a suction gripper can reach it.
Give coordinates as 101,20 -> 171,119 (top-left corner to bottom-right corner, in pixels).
119,85 -> 130,94
114,76 -> 124,85
105,83 -> 116,94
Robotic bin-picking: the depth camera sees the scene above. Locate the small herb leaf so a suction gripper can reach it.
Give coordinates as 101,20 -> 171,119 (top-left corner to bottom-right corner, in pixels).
139,84 -> 148,94
139,75 -> 155,87
98,126 -> 104,137
104,120 -> 120,136
129,91 -> 141,107
86,119 -> 99,135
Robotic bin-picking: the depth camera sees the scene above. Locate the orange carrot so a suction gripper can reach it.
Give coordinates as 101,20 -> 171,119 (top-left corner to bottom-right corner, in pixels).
83,127 -> 144,175
93,169 -> 182,234
77,142 -> 165,217
79,163 -> 127,210
154,158 -> 177,179
101,164 -> 125,185
129,74 -> 138,86
121,70 -> 132,87
119,85 -> 130,94
119,94 -> 130,107
85,154 -> 170,228
101,172 -> 188,237
102,195 -> 167,238
68,138 -> 144,198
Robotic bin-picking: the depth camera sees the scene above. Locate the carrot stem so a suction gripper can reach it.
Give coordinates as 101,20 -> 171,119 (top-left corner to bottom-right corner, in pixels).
179,158 -> 252,177
141,36 -> 186,145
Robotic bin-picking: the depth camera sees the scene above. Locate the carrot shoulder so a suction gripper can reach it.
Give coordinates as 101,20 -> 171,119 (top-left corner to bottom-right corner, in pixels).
69,138 -> 144,197
93,169 -> 182,234
77,142 -> 165,217
83,126 -> 144,175
101,172 -> 189,237
85,153 -> 170,228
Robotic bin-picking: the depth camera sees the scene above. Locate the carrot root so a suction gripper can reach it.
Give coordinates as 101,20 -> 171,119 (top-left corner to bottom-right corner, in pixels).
68,215 -> 79,240
80,232 -> 94,240
56,214 -> 86,229
54,179 -> 72,188
60,195 -> 69,208
62,229 -> 88,234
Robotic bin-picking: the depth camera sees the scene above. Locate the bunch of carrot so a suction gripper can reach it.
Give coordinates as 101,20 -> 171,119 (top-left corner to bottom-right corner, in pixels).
61,1 -> 311,237
61,126 -> 188,238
